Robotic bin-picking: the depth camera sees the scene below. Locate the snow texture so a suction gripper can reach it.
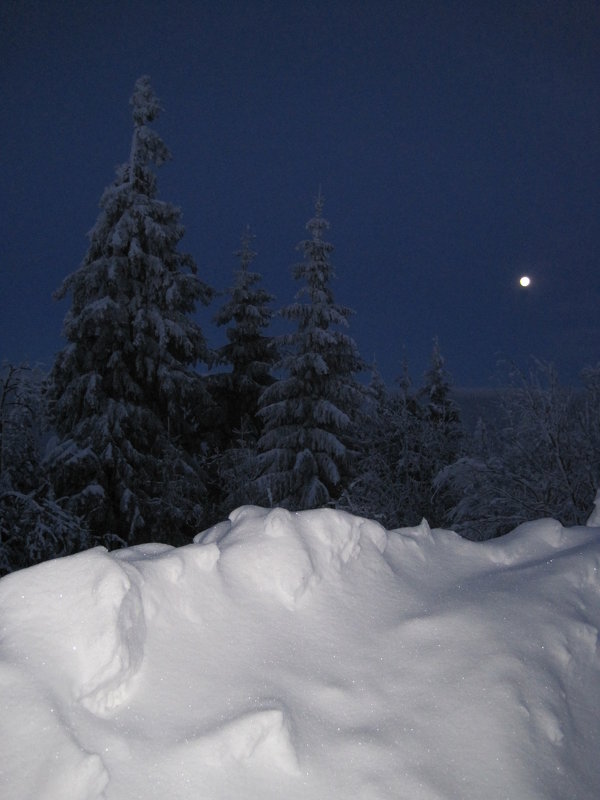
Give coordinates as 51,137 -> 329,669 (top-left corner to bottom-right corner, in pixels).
1,506 -> 599,799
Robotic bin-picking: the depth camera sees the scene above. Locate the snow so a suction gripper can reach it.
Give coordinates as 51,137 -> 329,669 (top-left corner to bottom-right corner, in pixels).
1,506 -> 599,799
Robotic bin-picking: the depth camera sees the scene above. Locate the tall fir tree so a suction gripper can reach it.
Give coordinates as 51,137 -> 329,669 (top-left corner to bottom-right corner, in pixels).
207,227 -> 277,516
46,76 -> 214,546
254,194 -> 365,510
339,362 -> 404,526
212,226 -> 276,447
415,337 -> 463,527
341,359 -> 428,528
389,356 -> 429,525
420,337 -> 461,439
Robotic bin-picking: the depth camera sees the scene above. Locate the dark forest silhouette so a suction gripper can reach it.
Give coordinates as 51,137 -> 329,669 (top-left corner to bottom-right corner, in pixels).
1,79 -> 598,575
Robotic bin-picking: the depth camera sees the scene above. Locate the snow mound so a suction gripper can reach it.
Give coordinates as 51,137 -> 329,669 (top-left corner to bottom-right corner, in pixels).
1,507 -> 599,800
0,546 -> 145,716
197,505 -> 387,608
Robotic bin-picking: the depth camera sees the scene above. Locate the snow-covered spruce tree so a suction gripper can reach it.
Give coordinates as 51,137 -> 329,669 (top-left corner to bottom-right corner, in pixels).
45,77 -> 213,547
254,195 -> 366,510
0,363 -> 87,574
415,337 -> 464,527
212,226 -> 276,447
208,227 -> 277,513
341,358 -> 432,528
420,338 -> 461,439
387,359 -> 431,526
338,362 -> 403,526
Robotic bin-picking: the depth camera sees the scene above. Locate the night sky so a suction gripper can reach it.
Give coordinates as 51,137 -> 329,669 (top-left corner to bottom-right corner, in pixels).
2,1 -> 599,388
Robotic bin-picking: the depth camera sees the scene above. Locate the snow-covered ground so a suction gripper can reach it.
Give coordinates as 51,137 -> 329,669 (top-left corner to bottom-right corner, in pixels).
1,505 -> 599,800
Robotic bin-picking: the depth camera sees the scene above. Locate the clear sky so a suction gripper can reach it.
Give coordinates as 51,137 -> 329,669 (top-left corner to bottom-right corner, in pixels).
2,0 -> 599,387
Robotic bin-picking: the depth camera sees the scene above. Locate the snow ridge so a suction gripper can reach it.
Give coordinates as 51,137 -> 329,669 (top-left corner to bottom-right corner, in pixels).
1,508 -> 599,800
198,505 -> 387,609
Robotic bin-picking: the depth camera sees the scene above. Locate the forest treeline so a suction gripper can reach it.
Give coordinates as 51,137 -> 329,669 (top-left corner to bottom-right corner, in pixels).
1,78 -> 598,575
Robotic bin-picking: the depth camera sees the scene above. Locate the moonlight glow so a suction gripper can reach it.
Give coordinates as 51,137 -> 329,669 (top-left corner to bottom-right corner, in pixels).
519,275 -> 531,287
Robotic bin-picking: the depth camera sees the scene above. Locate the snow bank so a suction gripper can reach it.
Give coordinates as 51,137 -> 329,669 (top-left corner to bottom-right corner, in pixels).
0,546 -> 145,715
1,507 -> 599,799
196,505 -> 386,609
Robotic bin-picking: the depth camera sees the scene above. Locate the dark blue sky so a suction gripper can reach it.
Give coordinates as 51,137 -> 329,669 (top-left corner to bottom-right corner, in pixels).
2,0 -> 599,387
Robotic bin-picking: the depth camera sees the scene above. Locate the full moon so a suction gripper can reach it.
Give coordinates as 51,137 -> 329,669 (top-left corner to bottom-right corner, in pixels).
519,275 -> 531,287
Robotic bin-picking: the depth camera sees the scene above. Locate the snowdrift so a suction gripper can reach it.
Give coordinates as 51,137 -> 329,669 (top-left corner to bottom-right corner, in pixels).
0,506 -> 599,800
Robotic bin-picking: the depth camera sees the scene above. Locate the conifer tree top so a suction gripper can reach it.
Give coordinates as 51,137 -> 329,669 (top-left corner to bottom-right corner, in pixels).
128,76 -> 170,171
130,75 -> 162,126
236,225 -> 258,272
304,190 -> 330,246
